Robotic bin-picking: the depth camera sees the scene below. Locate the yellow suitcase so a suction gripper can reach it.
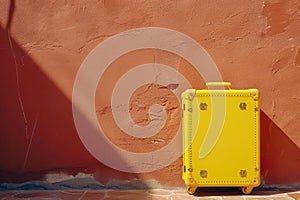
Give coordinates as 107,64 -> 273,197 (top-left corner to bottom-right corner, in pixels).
182,82 -> 260,195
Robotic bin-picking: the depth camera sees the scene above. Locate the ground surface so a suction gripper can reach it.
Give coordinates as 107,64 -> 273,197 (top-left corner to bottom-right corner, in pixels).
0,188 -> 300,200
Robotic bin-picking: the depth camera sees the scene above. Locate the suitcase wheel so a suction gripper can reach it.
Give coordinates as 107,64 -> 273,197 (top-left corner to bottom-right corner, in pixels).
186,186 -> 197,195
242,186 -> 253,194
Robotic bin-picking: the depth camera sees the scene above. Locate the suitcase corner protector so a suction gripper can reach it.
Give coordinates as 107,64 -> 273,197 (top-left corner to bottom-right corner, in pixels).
182,89 -> 196,100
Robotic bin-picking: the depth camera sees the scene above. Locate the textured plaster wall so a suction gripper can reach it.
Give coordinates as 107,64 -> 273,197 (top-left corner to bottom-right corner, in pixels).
0,0 -> 300,188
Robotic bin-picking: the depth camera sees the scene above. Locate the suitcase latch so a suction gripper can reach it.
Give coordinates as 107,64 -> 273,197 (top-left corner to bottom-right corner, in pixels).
239,102 -> 247,110
199,103 -> 208,110
240,170 -> 247,177
200,170 -> 208,178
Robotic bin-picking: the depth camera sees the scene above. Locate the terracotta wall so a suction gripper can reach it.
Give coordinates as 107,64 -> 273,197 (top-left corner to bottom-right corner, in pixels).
0,0 -> 300,188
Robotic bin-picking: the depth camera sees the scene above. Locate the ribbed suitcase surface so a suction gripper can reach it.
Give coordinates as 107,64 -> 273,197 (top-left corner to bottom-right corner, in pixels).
182,82 -> 260,194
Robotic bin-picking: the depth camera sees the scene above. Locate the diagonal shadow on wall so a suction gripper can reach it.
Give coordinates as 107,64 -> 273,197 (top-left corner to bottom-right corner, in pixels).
0,0 -> 148,190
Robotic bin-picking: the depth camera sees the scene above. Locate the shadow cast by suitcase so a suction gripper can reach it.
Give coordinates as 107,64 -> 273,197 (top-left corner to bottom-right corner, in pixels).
260,111 -> 300,186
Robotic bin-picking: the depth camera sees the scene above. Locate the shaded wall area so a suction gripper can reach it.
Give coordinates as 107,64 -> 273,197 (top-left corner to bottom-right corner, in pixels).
0,0 -> 300,188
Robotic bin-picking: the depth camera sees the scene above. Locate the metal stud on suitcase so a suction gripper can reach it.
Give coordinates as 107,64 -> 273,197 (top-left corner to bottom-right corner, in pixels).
182,82 -> 260,194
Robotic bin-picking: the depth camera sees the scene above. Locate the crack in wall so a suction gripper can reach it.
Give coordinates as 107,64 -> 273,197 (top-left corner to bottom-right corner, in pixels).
77,34 -> 115,53
7,29 -> 29,139
6,0 -> 29,140
22,113 -> 39,171
271,85 -> 276,120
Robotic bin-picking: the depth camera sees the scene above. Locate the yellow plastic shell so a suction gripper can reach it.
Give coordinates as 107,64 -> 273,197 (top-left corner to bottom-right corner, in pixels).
182,83 -> 260,195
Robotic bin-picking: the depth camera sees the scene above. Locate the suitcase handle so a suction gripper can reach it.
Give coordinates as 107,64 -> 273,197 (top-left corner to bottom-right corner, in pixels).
206,82 -> 231,89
